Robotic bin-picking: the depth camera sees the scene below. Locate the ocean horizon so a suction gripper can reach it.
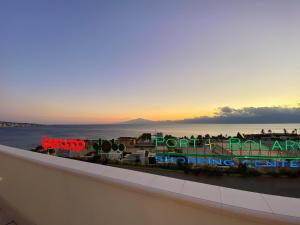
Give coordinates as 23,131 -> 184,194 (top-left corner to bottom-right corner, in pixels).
1,123 -> 300,150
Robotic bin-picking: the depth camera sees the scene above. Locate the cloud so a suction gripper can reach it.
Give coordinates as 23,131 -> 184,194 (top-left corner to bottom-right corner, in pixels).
217,106 -> 234,114
181,106 -> 300,123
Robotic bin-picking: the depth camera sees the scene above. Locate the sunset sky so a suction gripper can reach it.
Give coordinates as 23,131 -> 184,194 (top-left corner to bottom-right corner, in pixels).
1,1 -> 300,124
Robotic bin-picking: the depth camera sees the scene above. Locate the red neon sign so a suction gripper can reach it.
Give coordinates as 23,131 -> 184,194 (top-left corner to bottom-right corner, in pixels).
42,136 -> 85,152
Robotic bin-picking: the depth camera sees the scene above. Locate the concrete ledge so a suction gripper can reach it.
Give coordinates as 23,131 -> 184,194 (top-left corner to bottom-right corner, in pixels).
0,144 -> 299,225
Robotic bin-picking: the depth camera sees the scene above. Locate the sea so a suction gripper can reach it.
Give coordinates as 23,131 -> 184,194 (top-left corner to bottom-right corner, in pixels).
0,123 -> 300,150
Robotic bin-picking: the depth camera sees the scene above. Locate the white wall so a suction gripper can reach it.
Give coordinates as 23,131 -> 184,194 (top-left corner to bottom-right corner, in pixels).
0,144 -> 299,225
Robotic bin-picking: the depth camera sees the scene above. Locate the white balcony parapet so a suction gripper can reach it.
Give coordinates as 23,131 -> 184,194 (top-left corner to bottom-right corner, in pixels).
0,144 -> 299,225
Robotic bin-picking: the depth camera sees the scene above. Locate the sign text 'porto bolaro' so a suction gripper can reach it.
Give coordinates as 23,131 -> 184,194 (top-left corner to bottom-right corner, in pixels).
155,137 -> 300,151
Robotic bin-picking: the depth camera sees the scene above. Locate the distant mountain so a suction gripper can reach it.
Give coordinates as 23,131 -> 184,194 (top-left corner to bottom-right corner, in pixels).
121,118 -> 154,124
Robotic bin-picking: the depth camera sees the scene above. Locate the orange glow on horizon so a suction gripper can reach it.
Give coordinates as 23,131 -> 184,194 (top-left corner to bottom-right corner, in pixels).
35,102 -> 300,124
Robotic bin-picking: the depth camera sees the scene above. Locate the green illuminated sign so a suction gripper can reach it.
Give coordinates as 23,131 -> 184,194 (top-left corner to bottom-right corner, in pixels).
155,136 -> 300,160
155,137 -> 300,151
228,138 -> 300,151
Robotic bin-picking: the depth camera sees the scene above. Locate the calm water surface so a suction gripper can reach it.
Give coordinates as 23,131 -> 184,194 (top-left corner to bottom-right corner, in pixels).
0,123 -> 300,150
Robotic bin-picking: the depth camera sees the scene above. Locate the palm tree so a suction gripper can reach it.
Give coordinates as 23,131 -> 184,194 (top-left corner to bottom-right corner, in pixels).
118,144 -> 125,151
93,143 -> 99,155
